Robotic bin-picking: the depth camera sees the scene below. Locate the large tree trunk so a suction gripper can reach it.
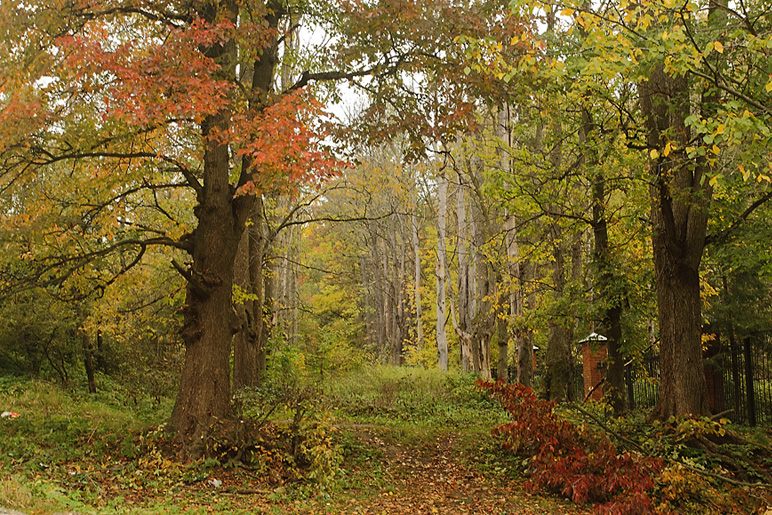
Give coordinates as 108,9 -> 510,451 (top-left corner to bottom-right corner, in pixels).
170,1 -> 278,455
233,200 -> 267,390
170,109 -> 245,455
641,66 -> 710,419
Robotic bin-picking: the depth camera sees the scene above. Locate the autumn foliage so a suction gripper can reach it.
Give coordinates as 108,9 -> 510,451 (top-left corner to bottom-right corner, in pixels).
478,380 -> 665,515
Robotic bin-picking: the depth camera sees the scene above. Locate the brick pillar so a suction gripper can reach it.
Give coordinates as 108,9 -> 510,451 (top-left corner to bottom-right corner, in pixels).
582,342 -> 607,401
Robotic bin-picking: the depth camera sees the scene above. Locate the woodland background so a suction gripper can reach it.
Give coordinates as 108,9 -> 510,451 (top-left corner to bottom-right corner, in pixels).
1,0 -> 772,513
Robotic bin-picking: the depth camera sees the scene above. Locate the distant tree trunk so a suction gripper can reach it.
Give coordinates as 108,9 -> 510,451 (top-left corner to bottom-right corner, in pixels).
498,105 -> 532,387
412,190 -> 424,353
543,230 -> 572,402
257,222 -> 272,374
505,213 -> 532,387
381,237 -> 393,362
496,280 -> 509,382
470,200 -> 492,380
82,330 -> 96,394
583,108 -> 626,414
456,174 -> 473,372
390,216 -> 405,364
436,173 -> 449,371
641,65 -> 710,419
274,211 -> 300,345
361,252 -> 375,349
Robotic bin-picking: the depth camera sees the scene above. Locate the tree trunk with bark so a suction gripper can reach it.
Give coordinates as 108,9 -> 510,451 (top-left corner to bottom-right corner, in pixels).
496,276 -> 509,382
542,229 -> 573,402
82,330 -> 96,394
470,198 -> 493,380
640,65 -> 711,419
170,104 -> 247,454
455,174 -> 473,372
170,1 -> 279,455
583,108 -> 626,414
233,200 -> 268,390
412,191 -> 424,353
436,173 -> 449,371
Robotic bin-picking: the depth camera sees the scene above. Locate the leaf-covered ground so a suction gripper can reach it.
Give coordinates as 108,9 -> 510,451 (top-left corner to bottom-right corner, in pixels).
2,423 -> 590,515
6,371 -> 769,514
138,426 -> 590,514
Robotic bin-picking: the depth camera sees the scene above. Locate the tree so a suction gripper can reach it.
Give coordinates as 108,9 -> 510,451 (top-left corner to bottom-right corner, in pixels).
496,0 -> 772,418
436,169 -> 450,371
0,0 -> 412,455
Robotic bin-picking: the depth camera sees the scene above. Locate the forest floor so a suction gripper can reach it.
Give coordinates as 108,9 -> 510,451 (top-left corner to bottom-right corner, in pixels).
0,420 -> 592,514
2,368 -> 770,514
0,370 -> 593,515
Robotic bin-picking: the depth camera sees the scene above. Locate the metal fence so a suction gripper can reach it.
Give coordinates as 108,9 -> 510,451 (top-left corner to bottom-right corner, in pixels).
620,332 -> 772,426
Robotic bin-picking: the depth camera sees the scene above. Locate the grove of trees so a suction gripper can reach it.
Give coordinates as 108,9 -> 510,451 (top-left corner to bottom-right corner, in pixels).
1,0 -> 772,457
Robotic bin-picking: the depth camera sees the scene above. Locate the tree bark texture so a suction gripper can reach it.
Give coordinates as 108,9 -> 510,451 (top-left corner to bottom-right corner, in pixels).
436,174 -> 449,371
412,192 -> 424,353
233,200 -> 267,390
640,65 -> 710,419
170,1 -> 279,455
455,175 -> 473,372
170,101 -> 246,454
471,200 -> 492,380
543,230 -> 572,402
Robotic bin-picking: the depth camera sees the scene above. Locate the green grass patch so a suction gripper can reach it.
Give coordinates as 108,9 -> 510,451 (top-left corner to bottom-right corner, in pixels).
324,365 -> 507,428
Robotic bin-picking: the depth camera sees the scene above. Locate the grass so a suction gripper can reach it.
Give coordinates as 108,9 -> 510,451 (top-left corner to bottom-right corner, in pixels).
6,365 -> 765,514
0,367 -> 555,514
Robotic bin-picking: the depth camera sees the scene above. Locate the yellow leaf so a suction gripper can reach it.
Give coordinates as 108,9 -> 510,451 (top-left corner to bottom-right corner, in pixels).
709,176 -> 718,187
766,77 -> 772,93
712,144 -> 720,155
714,41 -> 724,53
715,123 -> 724,135
663,142 -> 672,157
759,174 -> 771,183
650,149 -> 660,159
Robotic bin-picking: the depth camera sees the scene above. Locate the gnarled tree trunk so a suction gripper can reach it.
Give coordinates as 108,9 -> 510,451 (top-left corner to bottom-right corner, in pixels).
641,65 -> 710,419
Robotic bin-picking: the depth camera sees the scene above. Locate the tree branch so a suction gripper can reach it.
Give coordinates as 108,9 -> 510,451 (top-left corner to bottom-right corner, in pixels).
706,187 -> 772,246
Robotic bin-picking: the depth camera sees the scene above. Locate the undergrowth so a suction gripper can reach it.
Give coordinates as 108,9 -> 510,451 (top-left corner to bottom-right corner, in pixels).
479,380 -> 772,515
326,365 -> 505,427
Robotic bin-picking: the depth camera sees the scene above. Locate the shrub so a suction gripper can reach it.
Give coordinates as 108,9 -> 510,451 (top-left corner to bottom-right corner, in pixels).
478,380 -> 665,515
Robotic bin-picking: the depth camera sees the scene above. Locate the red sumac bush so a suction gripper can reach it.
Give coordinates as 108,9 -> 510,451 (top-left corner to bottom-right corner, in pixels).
478,380 -> 665,515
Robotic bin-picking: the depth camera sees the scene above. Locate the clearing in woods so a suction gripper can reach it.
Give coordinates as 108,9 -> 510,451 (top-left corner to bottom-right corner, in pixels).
0,371 -> 590,515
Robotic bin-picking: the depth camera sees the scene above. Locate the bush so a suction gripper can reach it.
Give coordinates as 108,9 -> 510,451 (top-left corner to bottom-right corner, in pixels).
479,380 -> 665,515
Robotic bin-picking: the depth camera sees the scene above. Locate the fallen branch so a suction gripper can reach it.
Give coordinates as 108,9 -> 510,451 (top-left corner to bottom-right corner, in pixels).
569,402 -> 772,490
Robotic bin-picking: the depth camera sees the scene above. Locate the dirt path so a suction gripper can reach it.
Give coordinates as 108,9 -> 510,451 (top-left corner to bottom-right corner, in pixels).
327,427 -> 592,515
3,426 -> 593,514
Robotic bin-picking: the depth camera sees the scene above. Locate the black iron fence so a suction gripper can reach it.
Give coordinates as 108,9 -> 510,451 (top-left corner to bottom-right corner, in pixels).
620,332 -> 772,426
624,355 -> 660,411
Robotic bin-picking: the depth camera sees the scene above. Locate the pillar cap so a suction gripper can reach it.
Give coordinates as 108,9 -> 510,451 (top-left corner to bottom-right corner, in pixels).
579,332 -> 608,343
